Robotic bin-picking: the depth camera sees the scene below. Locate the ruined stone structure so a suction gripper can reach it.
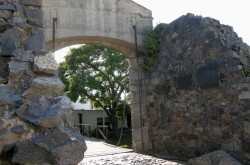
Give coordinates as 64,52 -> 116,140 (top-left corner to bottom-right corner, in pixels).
0,0 -> 250,164
0,0 -> 152,164
143,14 -> 250,164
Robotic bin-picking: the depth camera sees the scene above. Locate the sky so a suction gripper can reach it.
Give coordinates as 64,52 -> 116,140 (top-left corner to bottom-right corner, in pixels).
133,0 -> 250,45
55,0 -> 250,62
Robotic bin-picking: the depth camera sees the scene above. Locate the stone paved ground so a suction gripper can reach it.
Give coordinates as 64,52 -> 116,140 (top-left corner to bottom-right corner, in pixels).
79,153 -> 187,165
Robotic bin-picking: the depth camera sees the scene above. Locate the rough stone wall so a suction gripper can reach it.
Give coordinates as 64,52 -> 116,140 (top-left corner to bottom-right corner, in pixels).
144,13 -> 250,164
0,1 -> 86,164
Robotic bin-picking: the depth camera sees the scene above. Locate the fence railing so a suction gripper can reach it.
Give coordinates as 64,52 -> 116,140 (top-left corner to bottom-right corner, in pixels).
75,124 -> 109,141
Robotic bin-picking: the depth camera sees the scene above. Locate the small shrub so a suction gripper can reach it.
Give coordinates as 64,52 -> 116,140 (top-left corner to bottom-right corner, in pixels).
140,23 -> 166,71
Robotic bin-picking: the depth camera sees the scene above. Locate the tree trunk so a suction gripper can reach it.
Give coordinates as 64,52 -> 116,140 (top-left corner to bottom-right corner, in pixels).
110,115 -> 119,138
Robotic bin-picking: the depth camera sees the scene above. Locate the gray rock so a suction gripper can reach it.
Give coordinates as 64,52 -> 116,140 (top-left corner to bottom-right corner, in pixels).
12,127 -> 87,165
188,150 -> 242,165
25,34 -> 45,52
12,48 -> 34,62
20,0 -> 42,7
34,53 -> 59,76
0,85 -> 22,107
22,76 -> 65,100
238,91 -> 250,100
0,18 -> 7,26
24,8 -> 42,27
0,27 -> 24,56
8,61 -> 33,93
12,16 -> 27,25
33,127 -> 87,164
0,76 -> 7,84
0,116 -> 35,155
17,96 -> 73,128
0,10 -> 12,19
0,4 -> 15,11
0,128 -> 21,154
12,141 -> 56,165
11,125 -> 26,134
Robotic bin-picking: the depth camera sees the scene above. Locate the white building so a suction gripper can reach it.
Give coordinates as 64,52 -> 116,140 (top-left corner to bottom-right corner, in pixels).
71,100 -> 128,132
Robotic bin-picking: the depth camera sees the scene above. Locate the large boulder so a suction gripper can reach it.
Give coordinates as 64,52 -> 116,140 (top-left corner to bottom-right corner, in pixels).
17,96 -> 74,128
22,76 -> 65,100
0,117 -> 35,155
11,141 -> 56,165
188,150 -> 242,165
12,127 -> 87,165
34,53 -> 59,76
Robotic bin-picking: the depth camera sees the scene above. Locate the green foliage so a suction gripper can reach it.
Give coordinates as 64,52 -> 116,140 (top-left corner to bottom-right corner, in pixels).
59,44 -> 130,136
243,64 -> 250,76
140,23 -> 166,71
107,129 -> 132,149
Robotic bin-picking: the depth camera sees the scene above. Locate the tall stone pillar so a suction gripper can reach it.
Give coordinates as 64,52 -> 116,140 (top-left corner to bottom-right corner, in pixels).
128,52 -> 149,153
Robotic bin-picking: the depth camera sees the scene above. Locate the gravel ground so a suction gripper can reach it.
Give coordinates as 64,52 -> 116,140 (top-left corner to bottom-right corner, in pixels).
79,153 -> 187,165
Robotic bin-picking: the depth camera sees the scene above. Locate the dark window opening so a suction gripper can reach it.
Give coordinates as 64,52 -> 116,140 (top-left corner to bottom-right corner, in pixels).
78,113 -> 83,124
97,117 -> 103,126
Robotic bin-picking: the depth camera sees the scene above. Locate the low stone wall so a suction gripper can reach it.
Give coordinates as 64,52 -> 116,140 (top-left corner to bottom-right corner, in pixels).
144,13 -> 250,164
0,1 -> 86,164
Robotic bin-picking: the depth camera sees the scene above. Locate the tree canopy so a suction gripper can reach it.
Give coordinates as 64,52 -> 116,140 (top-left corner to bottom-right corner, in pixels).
59,44 -> 130,136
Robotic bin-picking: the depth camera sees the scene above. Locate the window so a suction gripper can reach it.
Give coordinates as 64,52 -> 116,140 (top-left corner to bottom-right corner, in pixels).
78,113 -> 83,124
97,118 -> 103,126
104,117 -> 110,126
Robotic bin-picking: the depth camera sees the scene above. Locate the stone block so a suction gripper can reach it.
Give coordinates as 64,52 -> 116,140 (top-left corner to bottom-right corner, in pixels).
0,27 -> 23,56
17,96 -> 74,128
12,141 -> 55,165
175,73 -> 192,89
0,4 -> 15,11
24,8 -> 42,27
196,60 -> 220,88
33,127 -> 87,165
0,18 -> 7,26
8,61 -> 33,93
22,76 -> 65,100
12,48 -> 34,62
238,91 -> 250,100
0,10 -> 12,19
188,150 -> 242,165
20,0 -> 42,7
244,121 -> 250,134
25,34 -> 45,52
33,53 -> 59,76
237,83 -> 249,91
0,85 -> 22,107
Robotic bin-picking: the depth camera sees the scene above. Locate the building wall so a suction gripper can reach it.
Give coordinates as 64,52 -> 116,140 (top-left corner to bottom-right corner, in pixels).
72,110 -> 128,131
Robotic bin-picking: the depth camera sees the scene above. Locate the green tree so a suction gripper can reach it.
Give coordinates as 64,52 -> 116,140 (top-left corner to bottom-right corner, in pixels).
59,44 -> 130,137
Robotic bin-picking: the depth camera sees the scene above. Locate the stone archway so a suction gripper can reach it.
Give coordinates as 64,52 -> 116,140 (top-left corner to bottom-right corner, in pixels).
42,0 -> 153,153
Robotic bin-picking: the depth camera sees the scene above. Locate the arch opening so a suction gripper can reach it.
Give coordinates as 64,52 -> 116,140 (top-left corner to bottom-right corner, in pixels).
55,42 -> 135,151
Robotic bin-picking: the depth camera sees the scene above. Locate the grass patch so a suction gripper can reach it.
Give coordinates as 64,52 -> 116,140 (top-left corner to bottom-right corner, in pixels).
107,129 -> 132,149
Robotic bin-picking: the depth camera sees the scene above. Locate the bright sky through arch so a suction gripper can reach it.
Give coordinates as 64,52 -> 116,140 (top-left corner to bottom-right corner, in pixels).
133,0 -> 250,45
